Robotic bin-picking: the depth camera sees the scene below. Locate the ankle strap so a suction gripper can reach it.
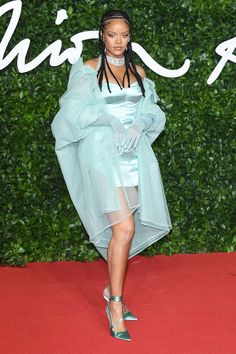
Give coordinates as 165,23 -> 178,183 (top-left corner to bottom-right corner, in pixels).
109,295 -> 122,302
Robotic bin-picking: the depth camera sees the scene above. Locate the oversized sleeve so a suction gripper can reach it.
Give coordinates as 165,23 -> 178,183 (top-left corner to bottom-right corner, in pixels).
136,78 -> 166,146
51,59 -> 108,151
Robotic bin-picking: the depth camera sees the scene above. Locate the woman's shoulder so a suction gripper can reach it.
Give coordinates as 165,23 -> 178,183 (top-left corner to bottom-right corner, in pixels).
83,57 -> 100,70
136,64 -> 147,78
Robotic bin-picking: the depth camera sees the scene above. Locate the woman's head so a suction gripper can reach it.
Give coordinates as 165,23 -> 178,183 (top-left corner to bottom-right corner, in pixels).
99,10 -> 132,58
97,9 -> 145,97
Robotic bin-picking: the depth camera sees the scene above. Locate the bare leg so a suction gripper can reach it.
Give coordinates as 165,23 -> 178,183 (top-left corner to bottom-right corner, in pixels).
106,187 -> 136,332
107,214 -> 134,332
106,186 -> 138,289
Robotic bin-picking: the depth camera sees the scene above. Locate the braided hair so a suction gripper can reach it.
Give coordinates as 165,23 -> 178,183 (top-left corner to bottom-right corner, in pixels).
97,10 -> 146,97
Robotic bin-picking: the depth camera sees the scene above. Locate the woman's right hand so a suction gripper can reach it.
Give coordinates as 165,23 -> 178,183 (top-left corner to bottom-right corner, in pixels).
110,119 -> 127,154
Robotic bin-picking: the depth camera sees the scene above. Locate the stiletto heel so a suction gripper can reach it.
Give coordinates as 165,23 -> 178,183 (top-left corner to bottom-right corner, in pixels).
106,294 -> 131,341
103,284 -> 138,320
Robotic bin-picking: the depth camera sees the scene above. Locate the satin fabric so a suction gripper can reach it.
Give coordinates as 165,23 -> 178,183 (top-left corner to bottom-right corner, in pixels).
51,56 -> 172,261
100,82 -> 142,187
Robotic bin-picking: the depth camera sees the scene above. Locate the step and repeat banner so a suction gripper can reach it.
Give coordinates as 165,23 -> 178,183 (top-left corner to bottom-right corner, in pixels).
1,0 -> 235,265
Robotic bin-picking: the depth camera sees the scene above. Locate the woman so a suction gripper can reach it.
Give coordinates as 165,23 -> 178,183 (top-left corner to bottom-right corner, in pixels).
51,10 -> 172,341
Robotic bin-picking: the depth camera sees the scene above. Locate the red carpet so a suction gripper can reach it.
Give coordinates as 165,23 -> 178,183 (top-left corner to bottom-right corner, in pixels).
0,252 -> 235,354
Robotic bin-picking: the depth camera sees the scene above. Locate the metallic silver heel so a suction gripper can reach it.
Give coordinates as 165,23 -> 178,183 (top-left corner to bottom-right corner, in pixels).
105,294 -> 131,341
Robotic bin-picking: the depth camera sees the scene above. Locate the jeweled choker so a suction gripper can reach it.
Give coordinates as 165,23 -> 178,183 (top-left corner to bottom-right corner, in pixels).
106,54 -> 125,66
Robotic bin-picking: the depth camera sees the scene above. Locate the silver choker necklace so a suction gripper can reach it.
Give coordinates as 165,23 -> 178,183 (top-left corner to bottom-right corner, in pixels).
106,54 -> 125,66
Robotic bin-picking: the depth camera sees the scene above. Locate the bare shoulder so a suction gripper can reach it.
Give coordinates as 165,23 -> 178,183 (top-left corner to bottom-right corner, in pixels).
136,65 -> 147,78
83,57 -> 99,70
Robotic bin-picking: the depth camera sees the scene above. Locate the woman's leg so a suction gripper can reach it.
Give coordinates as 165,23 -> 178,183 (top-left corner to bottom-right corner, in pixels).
106,186 -> 137,332
107,212 -> 135,332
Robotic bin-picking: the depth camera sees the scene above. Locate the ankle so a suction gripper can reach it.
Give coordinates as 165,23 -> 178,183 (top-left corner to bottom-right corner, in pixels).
109,300 -> 123,309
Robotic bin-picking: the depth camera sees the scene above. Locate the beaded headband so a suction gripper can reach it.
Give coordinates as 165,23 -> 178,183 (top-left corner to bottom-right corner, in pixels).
102,15 -> 129,23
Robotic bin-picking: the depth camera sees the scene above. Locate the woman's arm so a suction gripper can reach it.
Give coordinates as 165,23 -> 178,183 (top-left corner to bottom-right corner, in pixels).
51,58 -> 127,151
136,71 -> 166,146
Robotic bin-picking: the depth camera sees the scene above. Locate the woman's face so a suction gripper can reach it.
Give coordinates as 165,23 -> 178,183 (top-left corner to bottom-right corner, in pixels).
102,19 -> 130,58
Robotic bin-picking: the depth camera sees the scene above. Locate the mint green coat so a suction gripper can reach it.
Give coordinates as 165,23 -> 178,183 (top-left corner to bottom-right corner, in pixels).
51,56 -> 172,261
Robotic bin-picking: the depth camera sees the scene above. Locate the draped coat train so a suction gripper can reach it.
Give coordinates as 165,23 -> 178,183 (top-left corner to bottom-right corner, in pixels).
51,56 -> 172,261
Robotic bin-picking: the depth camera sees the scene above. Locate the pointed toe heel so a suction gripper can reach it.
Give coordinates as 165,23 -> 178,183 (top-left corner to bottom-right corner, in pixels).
122,304 -> 138,321
105,294 -> 131,342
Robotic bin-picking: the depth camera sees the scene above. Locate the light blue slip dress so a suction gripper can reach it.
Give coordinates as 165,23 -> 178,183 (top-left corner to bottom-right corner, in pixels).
100,80 -> 143,187
51,56 -> 172,261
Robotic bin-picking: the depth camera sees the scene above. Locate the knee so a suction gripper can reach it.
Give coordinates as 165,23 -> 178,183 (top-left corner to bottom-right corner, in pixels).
113,223 -> 135,244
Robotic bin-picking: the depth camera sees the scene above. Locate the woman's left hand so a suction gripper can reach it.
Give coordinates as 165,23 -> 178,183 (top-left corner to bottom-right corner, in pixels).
118,120 -> 145,154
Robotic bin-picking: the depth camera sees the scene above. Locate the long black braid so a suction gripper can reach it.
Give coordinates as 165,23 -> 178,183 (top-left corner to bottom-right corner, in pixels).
97,10 -> 146,97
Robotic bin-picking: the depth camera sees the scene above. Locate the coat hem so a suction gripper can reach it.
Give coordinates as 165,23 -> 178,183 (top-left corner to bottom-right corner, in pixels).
95,227 -> 172,262
90,203 -> 142,246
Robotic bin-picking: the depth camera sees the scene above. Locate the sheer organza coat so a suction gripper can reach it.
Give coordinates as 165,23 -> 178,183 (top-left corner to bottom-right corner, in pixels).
51,56 -> 172,261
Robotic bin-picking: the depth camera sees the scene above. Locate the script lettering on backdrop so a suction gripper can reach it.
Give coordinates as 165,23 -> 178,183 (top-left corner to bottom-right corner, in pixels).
207,36 -> 236,84
0,0 -> 235,84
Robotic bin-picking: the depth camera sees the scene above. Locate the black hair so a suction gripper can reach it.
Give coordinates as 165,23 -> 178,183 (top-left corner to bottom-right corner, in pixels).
97,10 -> 145,97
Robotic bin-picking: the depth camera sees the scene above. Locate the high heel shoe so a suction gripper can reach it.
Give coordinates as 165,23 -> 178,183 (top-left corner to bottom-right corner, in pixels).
105,294 -> 131,341
103,284 -> 138,321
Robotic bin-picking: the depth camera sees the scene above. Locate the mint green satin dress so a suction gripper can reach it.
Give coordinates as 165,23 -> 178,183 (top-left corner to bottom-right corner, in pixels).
51,56 -> 172,261
100,82 -> 142,187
